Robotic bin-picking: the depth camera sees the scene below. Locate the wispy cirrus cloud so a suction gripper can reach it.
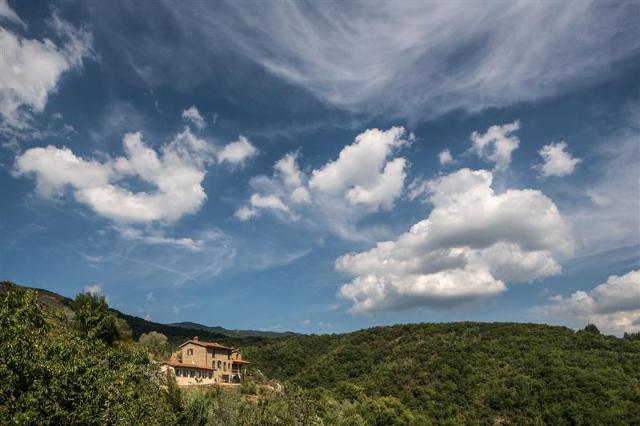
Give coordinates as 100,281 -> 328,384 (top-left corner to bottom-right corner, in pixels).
154,1 -> 640,121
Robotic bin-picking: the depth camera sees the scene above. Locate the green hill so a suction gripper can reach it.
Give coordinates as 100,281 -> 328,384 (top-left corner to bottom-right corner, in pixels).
2,280 -> 639,424
240,322 -> 640,424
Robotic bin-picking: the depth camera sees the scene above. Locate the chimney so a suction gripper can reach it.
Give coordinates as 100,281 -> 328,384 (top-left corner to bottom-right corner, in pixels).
193,336 -> 199,341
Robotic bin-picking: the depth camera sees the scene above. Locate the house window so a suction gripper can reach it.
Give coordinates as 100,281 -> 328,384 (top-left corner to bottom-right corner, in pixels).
208,372 -> 212,379
187,348 -> 193,356
189,369 -> 195,378
223,362 -> 227,371
217,361 -> 221,369
175,369 -> 181,377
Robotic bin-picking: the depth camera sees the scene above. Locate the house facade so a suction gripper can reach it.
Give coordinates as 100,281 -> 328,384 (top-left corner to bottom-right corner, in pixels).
161,337 -> 250,386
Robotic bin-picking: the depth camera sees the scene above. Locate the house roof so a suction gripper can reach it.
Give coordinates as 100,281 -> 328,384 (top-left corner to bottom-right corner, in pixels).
179,338 -> 232,351
231,359 -> 251,364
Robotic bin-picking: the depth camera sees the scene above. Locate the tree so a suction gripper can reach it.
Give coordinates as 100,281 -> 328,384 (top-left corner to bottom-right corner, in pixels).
139,331 -> 170,358
582,324 -> 601,335
165,369 -> 183,414
72,291 -> 121,345
0,287 -> 176,424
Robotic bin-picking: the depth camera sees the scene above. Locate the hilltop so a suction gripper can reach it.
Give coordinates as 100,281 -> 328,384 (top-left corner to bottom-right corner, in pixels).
0,282 -> 295,343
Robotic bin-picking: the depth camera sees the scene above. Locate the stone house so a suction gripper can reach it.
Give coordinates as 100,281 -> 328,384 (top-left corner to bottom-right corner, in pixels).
161,337 -> 250,386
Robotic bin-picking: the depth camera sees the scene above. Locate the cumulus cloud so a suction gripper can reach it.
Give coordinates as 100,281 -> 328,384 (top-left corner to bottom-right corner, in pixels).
217,135 -> 258,166
540,270 -> 640,336
0,5 -> 91,133
234,206 -> 259,222
156,1 -> 640,120
234,151 -> 307,221
438,149 -> 453,166
470,121 -> 520,171
235,127 -> 411,241
275,152 -> 310,204
249,193 -> 290,212
310,127 -> 411,212
536,141 -> 581,178
181,105 -> 206,129
234,193 -> 296,222
15,128 -> 213,223
337,168 -> 572,314
234,127 -> 413,233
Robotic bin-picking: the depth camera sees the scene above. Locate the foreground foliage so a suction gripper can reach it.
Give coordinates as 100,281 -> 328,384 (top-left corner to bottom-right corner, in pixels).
0,285 -> 175,425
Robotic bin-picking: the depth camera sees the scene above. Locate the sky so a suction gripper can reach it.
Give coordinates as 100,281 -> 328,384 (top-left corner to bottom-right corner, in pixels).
1,0 -> 639,336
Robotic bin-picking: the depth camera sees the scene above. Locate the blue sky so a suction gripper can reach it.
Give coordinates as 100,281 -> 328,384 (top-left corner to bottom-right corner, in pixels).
1,0 -> 639,336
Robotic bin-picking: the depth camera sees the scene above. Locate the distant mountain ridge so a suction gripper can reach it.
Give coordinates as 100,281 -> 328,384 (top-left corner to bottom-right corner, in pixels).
169,321 -> 299,339
0,281 -> 298,342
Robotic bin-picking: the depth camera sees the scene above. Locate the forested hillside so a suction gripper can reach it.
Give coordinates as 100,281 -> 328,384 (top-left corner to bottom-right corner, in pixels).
241,322 -> 640,424
2,281 -> 639,425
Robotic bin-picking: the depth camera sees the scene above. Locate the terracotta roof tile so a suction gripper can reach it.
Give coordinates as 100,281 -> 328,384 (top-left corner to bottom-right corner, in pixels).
179,339 -> 232,350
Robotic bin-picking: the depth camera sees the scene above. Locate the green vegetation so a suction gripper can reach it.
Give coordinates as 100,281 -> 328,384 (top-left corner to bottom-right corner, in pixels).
0,284 -> 175,424
241,322 -> 640,424
139,331 -> 171,360
1,281 -> 639,425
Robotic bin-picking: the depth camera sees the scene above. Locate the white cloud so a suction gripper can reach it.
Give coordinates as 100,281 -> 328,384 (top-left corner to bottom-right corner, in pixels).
118,227 -> 205,252
249,193 -> 289,212
234,151 -> 307,221
275,152 -> 311,204
14,145 -> 111,197
217,135 -> 258,165
438,149 -> 453,166
234,128 -> 411,240
310,127 -> 411,211
0,7 -> 91,133
337,168 -> 572,314
540,270 -> 640,336
15,128 -> 213,224
171,1 -> 640,120
470,120 -> 520,171
291,186 -> 311,205
181,105 -> 206,129
234,206 -> 259,221
83,284 -> 102,295
0,0 -> 24,27
536,141 -> 581,177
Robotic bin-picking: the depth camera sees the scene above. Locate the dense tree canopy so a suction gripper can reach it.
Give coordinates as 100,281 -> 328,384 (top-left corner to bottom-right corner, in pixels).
0,285 -> 175,425
241,322 -> 640,424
